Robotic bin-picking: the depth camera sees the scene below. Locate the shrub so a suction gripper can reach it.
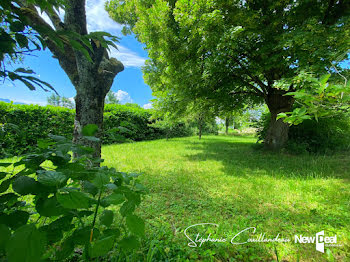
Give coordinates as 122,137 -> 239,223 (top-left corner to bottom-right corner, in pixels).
0,103 -> 74,157
256,112 -> 350,154
0,128 -> 146,261
0,102 -> 195,157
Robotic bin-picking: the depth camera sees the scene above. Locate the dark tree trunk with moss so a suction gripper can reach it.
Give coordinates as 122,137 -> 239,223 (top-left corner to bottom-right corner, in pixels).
264,90 -> 294,150
73,85 -> 106,157
20,0 -> 124,158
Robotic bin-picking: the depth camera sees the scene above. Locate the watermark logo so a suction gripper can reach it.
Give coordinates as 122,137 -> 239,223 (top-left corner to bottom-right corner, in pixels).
184,223 -> 290,248
184,223 -> 341,253
294,231 -> 337,253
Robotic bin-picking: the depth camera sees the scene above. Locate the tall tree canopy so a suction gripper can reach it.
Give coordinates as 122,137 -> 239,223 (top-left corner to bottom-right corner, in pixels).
107,0 -> 350,149
4,0 -> 124,157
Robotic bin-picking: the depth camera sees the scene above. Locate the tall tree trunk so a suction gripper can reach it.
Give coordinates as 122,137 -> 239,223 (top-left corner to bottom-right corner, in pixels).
225,116 -> 229,135
19,1 -> 124,158
264,90 -> 294,150
73,84 -> 106,158
198,117 -> 203,140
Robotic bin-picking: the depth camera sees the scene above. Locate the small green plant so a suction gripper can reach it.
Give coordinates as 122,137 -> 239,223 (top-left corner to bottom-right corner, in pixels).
0,125 -> 147,261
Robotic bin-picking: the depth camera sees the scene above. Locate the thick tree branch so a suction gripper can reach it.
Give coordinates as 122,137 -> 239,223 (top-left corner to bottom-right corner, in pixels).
99,57 -> 124,91
232,57 -> 268,92
17,4 -> 79,85
44,8 -> 64,30
64,0 -> 88,35
230,73 -> 265,97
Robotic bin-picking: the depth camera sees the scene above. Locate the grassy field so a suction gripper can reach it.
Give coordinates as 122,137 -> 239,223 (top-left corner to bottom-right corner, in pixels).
103,135 -> 350,261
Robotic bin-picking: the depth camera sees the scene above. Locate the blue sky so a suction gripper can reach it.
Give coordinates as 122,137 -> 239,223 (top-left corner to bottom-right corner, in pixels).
0,0 -> 153,108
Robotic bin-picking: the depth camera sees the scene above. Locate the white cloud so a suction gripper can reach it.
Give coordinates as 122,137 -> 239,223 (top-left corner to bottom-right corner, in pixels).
38,0 -> 147,68
109,46 -> 146,68
143,103 -> 153,109
86,0 -> 147,68
86,0 -> 146,68
86,0 -> 123,34
18,100 -> 47,106
112,90 -> 133,104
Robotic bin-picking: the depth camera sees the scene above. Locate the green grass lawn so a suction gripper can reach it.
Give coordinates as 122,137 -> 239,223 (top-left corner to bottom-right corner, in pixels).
103,135 -> 350,262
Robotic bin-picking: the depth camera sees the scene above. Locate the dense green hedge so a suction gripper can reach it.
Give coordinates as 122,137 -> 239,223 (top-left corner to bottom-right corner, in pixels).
103,104 -> 191,143
0,102 -> 74,156
0,102 -> 192,157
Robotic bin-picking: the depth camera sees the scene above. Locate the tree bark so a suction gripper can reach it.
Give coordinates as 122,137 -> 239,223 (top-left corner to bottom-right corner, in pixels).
73,84 -> 106,158
19,0 -> 124,158
264,90 -> 294,150
198,117 -> 203,140
225,116 -> 229,135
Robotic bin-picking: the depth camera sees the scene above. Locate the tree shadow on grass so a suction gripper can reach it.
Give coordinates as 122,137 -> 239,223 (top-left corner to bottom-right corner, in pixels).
139,164 -> 350,262
183,136 -> 350,180
105,136 -> 349,261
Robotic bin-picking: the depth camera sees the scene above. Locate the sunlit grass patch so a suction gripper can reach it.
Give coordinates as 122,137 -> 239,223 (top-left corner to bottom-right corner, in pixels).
103,135 -> 350,261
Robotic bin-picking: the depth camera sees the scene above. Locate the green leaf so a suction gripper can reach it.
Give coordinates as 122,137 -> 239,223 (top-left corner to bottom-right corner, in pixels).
20,78 -> 36,91
12,176 -> 39,195
71,227 -> 99,245
320,74 -> 331,85
103,228 -> 120,238
15,33 -> 29,48
77,210 -> 94,217
82,180 -> 98,196
36,196 -> 67,217
55,237 -> 74,260
126,215 -> 144,236
14,68 -> 34,74
84,136 -> 101,142
9,21 -> 25,32
44,215 -> 74,233
102,193 -> 124,205
105,183 -> 117,191
124,191 -> 141,205
0,193 -> 18,206
0,224 -> 11,249
57,188 -> 90,209
39,215 -> 75,244
89,236 -> 115,258
82,124 -> 98,136
6,224 -> 46,262
37,171 -> 67,187
120,201 -> 136,217
40,225 -> 63,244
0,171 -> 9,179
0,179 -> 12,193
118,235 -> 140,250
99,210 -> 114,227
0,163 -> 12,167
92,172 -> 110,188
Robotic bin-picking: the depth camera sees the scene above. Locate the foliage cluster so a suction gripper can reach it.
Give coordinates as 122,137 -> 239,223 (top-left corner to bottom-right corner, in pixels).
256,112 -> 350,154
107,0 -> 350,149
0,102 -> 74,157
0,0 -> 64,93
103,104 -> 192,143
0,126 -> 146,261
0,102 -> 196,157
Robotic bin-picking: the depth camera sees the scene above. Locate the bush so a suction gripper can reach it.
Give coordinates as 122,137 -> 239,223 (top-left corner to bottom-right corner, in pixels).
256,112 -> 350,154
0,103 -> 74,157
0,102 -> 194,157
0,130 -> 146,261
